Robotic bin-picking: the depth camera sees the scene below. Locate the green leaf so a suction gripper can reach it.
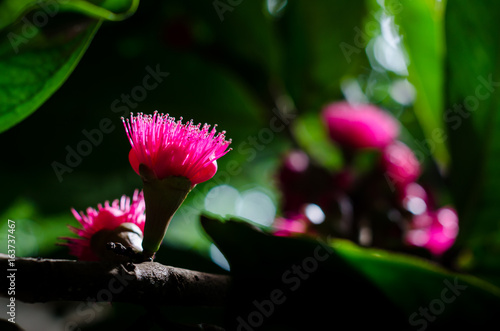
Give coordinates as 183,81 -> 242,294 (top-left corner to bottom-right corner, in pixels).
0,19 -> 101,133
390,0 -> 450,168
52,0 -> 140,21
0,0 -> 140,31
332,239 -> 500,320
201,215 -> 500,329
292,112 -> 343,170
0,0 -> 141,133
444,1 -> 500,277
0,0 -> 46,31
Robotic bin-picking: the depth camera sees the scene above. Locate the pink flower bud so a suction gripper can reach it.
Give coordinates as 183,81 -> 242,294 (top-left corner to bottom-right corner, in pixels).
322,101 -> 399,150
406,207 -> 459,255
382,141 -> 421,189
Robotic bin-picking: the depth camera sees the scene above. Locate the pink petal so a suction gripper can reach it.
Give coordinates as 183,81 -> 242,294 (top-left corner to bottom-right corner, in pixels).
128,149 -> 141,176
189,160 -> 218,185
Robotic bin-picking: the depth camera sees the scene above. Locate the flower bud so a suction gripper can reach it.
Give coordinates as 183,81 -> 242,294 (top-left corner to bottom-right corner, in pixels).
406,207 -> 459,255
381,141 -> 420,189
322,101 -> 399,150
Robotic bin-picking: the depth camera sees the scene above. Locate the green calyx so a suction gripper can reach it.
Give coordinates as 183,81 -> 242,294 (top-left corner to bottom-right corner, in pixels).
139,164 -> 193,260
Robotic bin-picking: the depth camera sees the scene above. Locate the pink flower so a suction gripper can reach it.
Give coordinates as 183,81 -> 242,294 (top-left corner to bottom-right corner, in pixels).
272,215 -> 309,237
406,207 -> 459,255
60,190 -> 145,261
123,112 -> 232,259
322,101 -> 399,150
123,112 -> 231,186
399,182 -> 429,215
381,141 -> 421,188
282,150 -> 310,173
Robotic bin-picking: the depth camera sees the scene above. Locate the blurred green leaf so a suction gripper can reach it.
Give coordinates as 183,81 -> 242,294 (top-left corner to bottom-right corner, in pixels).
332,239 -> 500,320
390,0 -> 450,168
0,18 -> 101,133
0,0 -> 54,30
0,0 -> 139,30
202,215 -> 500,329
444,0 -> 500,278
292,112 -> 343,170
0,198 -> 73,257
53,0 -> 140,21
0,0 -> 142,133
277,0 -> 368,111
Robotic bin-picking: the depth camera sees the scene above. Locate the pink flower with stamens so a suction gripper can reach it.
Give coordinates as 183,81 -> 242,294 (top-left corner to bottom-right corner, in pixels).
60,190 -> 145,261
123,112 -> 232,186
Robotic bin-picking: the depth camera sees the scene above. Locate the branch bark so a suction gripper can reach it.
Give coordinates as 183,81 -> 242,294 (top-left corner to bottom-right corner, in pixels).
0,254 -> 230,306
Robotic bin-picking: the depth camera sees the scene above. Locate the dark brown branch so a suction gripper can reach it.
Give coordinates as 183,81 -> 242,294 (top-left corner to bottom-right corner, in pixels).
0,254 -> 230,306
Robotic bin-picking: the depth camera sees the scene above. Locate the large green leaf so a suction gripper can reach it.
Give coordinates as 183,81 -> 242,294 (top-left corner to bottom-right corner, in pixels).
0,0 -> 141,133
390,0 -> 449,168
332,239 -> 500,322
0,18 -> 101,133
444,1 -> 500,277
201,215 -> 500,330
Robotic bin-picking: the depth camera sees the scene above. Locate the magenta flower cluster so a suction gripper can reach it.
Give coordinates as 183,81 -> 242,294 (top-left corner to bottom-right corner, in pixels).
272,101 -> 458,256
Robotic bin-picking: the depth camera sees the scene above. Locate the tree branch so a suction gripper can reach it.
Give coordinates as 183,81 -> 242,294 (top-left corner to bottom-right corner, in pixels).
0,254 -> 230,306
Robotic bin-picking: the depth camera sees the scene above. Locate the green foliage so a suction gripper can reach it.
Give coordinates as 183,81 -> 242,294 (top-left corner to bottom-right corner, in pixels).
444,0 -> 500,285
0,0 -> 140,133
0,19 -> 101,133
292,112 -> 343,170
202,215 -> 500,330
0,0 -> 139,30
391,0 -> 449,168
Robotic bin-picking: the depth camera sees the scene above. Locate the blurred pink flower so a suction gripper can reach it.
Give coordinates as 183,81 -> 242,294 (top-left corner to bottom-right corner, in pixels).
278,150 -> 334,215
406,207 -> 459,255
322,101 -> 399,150
272,215 -> 309,237
399,182 -> 429,215
60,190 -> 145,261
123,112 -> 231,186
381,141 -> 421,188
283,150 -> 310,173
